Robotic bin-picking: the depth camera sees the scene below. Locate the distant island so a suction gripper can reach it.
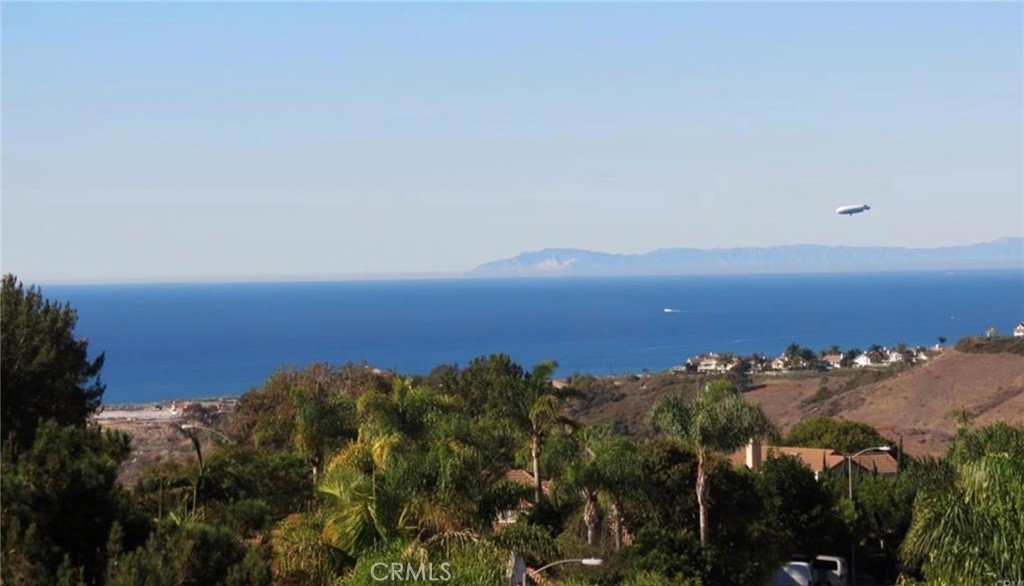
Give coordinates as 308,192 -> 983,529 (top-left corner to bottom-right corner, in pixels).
469,237 -> 1024,277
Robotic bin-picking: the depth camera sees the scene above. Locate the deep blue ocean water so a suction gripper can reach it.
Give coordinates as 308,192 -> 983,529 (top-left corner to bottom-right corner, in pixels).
44,271 -> 1024,404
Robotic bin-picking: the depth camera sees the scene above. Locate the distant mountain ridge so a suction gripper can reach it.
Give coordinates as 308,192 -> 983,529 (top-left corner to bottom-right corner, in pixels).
470,237 -> 1024,277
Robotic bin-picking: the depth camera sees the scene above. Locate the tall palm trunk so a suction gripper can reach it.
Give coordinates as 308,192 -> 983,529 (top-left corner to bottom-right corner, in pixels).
531,433 -> 543,503
310,450 -> 321,487
696,450 -> 709,544
610,499 -> 624,550
583,492 -> 598,545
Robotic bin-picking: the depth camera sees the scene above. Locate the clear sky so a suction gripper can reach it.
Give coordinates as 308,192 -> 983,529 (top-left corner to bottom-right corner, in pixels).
3,2 -> 1022,283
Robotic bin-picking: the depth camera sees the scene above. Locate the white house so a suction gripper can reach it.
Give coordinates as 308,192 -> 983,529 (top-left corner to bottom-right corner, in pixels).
771,355 -> 788,371
1014,323 -> 1024,337
698,355 -> 738,374
854,354 -> 879,368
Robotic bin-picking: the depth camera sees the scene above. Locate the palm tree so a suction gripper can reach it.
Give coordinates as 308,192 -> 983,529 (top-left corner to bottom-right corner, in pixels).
559,426 -> 634,546
292,378 -> 356,486
510,361 -> 573,504
591,434 -> 642,550
320,378 -> 512,555
901,453 -> 1024,583
646,379 -> 777,544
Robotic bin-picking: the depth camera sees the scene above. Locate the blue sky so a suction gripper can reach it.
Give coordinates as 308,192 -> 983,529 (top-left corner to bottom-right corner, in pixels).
3,2 -> 1022,283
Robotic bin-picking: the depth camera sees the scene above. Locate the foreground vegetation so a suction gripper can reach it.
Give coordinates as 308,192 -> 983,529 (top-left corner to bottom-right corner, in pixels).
3,274 -> 1022,585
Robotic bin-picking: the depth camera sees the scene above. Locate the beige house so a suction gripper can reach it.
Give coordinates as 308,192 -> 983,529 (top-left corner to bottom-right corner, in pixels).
730,441 -> 898,479
821,353 -> 844,369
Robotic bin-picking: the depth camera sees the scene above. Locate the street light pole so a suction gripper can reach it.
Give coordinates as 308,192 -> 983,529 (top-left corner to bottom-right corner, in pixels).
846,445 -> 892,586
533,558 -> 603,574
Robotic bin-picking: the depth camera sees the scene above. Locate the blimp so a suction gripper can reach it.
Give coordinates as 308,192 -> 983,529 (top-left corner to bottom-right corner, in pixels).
836,204 -> 871,216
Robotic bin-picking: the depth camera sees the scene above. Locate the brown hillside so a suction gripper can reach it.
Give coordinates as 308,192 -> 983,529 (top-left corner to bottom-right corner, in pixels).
809,350 -> 1024,456
567,351 -> 1024,458
744,350 -> 1024,456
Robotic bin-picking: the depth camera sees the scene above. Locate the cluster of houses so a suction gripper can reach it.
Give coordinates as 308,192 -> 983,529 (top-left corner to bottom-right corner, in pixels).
987,322 -> 1024,338
677,345 -> 939,375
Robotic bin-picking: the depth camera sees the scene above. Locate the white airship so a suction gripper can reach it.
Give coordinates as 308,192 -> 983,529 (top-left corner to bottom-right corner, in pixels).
836,204 -> 871,216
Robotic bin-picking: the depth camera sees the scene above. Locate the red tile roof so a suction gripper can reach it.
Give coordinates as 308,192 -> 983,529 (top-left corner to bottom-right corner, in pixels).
505,469 -> 551,494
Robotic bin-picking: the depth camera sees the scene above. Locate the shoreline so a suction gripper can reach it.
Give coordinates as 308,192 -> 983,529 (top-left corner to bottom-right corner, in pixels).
93,397 -> 238,424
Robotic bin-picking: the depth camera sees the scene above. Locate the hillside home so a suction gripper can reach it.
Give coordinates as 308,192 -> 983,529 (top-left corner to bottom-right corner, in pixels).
730,441 -> 898,479
747,355 -> 770,373
985,326 -> 1000,338
886,350 -> 906,364
695,353 -> 739,374
771,355 -> 788,371
1015,323 -> 1024,337
772,354 -> 810,371
821,354 -> 844,370
853,354 -> 881,368
697,356 -> 726,374
686,354 -> 709,371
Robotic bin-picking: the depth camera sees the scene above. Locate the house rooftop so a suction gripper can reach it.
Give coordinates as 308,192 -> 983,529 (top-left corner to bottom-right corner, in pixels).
729,444 -> 898,476
505,469 -> 552,495
728,445 -> 846,474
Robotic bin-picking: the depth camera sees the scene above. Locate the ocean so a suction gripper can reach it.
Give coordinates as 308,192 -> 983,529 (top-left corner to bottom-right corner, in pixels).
44,270 -> 1024,404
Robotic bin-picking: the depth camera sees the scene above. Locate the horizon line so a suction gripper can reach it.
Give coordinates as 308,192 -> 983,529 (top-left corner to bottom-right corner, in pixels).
9,235 -> 1022,286
18,266 -> 1024,288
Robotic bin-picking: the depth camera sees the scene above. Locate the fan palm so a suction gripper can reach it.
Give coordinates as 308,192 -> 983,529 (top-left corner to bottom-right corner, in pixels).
646,378 -> 777,543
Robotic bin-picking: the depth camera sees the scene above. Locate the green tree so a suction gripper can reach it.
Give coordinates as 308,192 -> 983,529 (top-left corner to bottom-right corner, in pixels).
947,419 -> 1024,465
106,521 -> 266,586
269,512 -> 349,586
900,453 -> 1024,584
319,377 -> 523,557
291,378 -> 357,486
227,362 -> 385,451
756,454 -> 846,558
785,417 -> 894,455
623,526 -> 707,583
646,379 -> 776,544
1,274 -> 105,449
1,421 -> 143,585
899,422 -> 1024,584
196,446 -> 312,522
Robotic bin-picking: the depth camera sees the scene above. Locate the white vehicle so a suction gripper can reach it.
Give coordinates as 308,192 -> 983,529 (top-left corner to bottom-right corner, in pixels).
767,561 -> 812,586
836,204 -> 871,216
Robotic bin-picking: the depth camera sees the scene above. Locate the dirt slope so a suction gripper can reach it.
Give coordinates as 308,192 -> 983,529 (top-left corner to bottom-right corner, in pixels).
745,350 -> 1024,456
